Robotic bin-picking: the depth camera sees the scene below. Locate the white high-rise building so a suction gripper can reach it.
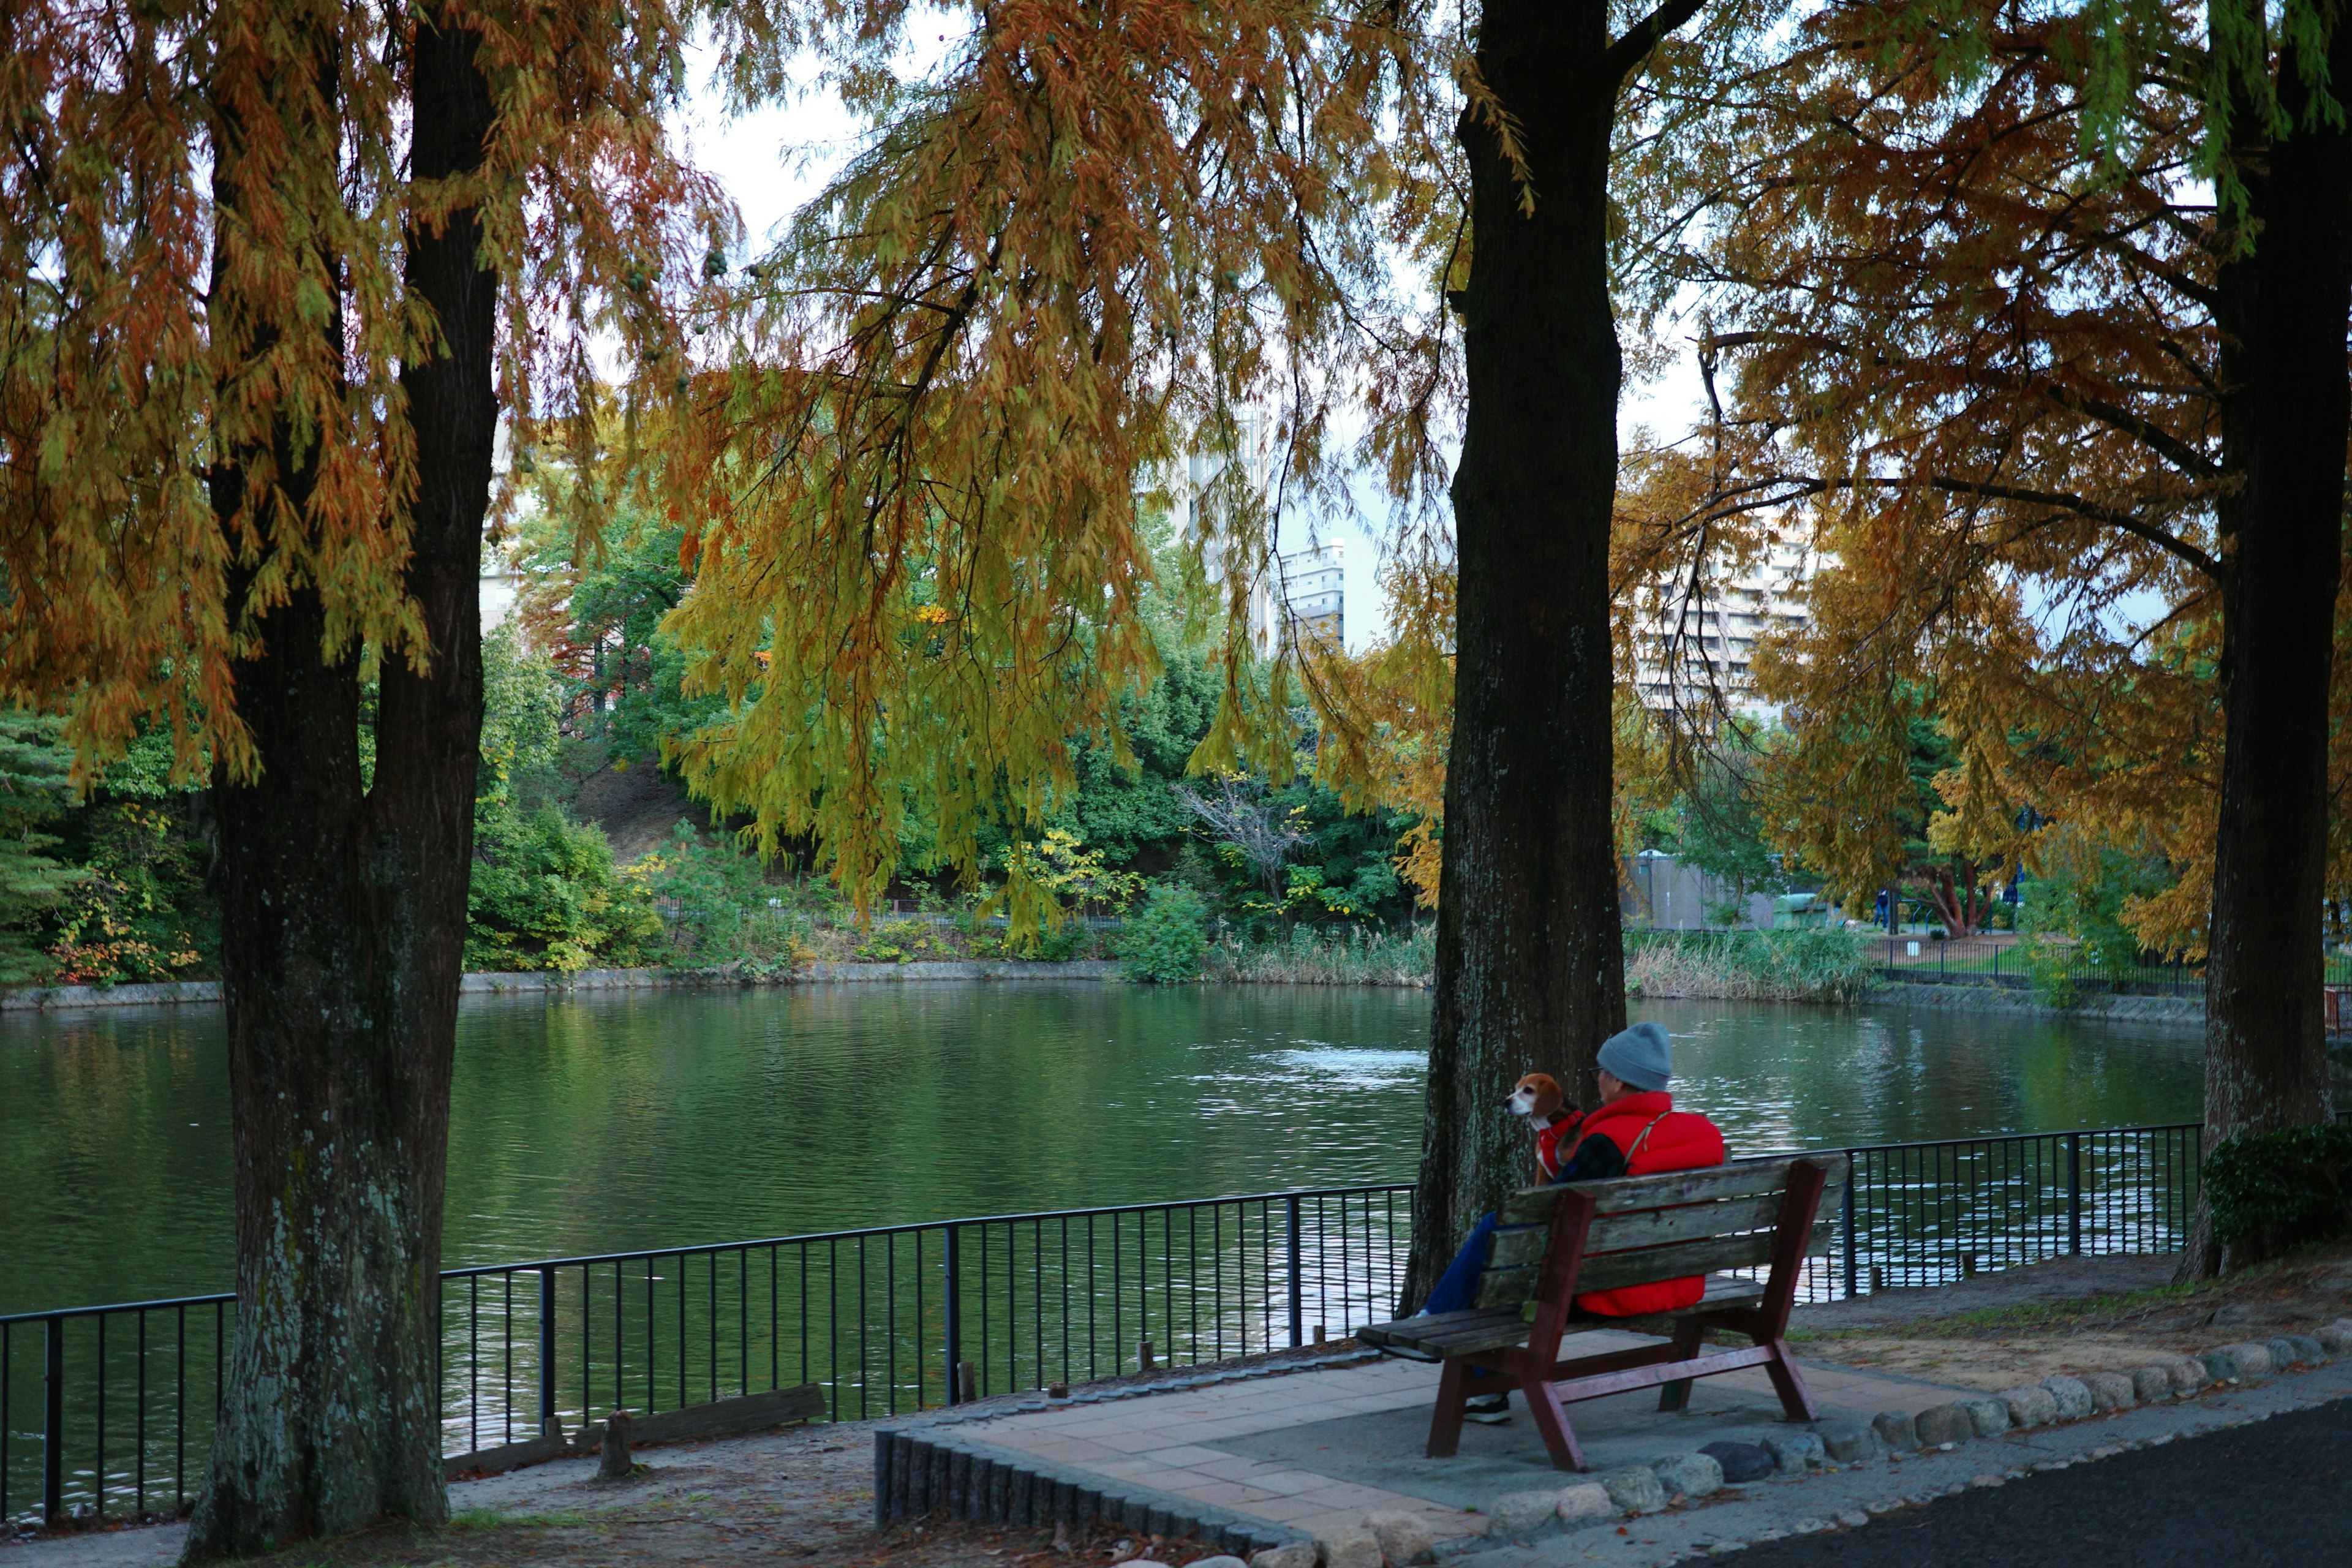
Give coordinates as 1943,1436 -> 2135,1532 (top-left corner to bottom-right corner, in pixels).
1275,540 -> 1344,651
1630,524 -> 1815,721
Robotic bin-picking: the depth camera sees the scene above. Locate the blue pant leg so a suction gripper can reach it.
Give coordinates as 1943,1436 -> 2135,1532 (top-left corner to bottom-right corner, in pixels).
1421,1210 -> 1500,1315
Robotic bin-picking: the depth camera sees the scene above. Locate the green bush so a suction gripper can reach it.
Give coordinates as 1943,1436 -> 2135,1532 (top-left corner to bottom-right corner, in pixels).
466,807 -> 661,971
1120,884 -> 1210,983
2205,1124 -> 2352,1262
635,822 -> 810,974
2018,932 -> 2080,1009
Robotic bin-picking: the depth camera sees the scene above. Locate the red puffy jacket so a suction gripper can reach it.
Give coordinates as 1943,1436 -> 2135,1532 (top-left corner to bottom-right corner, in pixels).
1565,1091 -> 1725,1316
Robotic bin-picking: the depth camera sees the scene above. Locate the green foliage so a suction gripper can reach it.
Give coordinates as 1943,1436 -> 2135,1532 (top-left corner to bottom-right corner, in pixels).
465,806 -> 661,972
45,796 -> 217,984
2206,1125 -> 2352,1264
1119,883 -> 1210,982
1672,752 -> 1790,913
0,714 -> 86,983
2018,845 -> 2177,971
854,917 -> 960,963
2016,932 -> 2081,1009
633,822 -> 810,974
466,626 -> 660,971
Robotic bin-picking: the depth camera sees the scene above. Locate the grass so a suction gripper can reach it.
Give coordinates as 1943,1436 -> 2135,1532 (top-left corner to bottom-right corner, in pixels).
1197,922 -> 1877,1002
1624,927 -> 1876,1003
1787,1238 -> 2352,1346
1205,924 -> 1434,985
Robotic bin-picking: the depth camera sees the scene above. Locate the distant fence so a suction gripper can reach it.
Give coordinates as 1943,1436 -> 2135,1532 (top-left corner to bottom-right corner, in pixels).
2,1123 -> 2214,1528
1874,937 -> 2205,997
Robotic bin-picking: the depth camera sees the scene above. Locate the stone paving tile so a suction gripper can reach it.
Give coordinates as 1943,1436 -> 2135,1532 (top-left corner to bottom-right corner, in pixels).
939,1346 -> 1982,1547
1133,1443 -> 1232,1467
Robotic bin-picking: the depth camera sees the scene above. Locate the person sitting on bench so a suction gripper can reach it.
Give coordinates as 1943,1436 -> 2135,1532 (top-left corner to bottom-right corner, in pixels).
1414,1022 -> 1725,1420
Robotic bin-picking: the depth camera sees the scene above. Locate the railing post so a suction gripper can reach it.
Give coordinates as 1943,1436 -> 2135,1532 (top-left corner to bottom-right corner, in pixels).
538,1269 -> 559,1438
43,1316 -> 64,1527
1841,1163 -> 1859,1298
942,1224 -> 962,1406
1284,1194 -> 1303,1349
2067,1133 -> 2084,1255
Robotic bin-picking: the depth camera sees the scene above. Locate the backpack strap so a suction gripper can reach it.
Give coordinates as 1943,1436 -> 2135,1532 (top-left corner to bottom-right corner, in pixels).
1623,1112 -> 1673,1166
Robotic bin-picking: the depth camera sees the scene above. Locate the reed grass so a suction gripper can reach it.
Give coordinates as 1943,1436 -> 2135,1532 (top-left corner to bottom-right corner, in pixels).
1203,923 -> 1873,1002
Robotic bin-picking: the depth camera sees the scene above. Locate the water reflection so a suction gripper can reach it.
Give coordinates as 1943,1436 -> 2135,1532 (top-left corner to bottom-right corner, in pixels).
2,982 -> 2216,1314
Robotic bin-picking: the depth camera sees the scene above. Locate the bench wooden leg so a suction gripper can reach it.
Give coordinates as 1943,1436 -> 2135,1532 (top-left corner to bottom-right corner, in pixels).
1522,1379 -> 1585,1472
1760,1336 -> 1817,1422
1656,1319 -> 1706,1413
1426,1359 -> 1473,1458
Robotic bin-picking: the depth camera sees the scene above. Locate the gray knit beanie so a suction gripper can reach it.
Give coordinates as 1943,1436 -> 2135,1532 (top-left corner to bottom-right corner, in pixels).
1596,1021 -> 1672,1092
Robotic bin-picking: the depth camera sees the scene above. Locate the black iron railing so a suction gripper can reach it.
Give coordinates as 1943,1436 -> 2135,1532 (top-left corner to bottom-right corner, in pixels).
2,1123 -> 2214,1528
1872,937 -> 2207,996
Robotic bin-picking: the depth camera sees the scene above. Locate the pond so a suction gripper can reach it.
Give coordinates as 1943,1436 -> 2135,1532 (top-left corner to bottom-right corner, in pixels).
1,982 -> 2212,1316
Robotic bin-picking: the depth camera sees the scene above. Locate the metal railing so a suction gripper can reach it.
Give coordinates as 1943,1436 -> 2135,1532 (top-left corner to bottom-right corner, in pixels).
2,1122 -> 2215,1528
1873,937 -> 2206,997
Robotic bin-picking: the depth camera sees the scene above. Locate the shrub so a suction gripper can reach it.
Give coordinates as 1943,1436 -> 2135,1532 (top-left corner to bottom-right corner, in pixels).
2205,1124 -> 2352,1264
2018,932 -> 2080,1009
1120,884 -> 1210,983
466,807 -> 662,971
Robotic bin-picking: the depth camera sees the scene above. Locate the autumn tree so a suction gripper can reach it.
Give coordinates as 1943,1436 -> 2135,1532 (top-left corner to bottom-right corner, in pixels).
0,0 -> 722,1548
1619,0 -> 2351,1267
666,0 -> 1770,1305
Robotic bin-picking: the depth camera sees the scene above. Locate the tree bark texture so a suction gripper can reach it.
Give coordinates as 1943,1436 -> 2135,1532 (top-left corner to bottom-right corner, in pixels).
1403,0 -> 1650,1309
184,14 -> 496,1558
2187,13 -> 2352,1277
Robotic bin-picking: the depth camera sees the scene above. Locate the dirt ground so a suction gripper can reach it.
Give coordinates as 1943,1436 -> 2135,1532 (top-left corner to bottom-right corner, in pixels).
9,1420 -> 1230,1568
1785,1244 -> 2352,1390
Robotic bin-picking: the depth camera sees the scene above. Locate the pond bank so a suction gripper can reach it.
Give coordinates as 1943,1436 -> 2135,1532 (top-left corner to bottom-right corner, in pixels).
0,964 -> 2213,1020
1874,981 -> 2203,1027
0,960 -> 1124,1011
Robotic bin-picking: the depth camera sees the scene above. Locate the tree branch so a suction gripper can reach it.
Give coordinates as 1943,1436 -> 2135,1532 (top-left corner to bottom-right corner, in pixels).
1603,0 -> 1711,86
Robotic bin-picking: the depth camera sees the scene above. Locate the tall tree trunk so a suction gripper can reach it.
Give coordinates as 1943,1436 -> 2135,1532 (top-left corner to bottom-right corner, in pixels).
183,12 -> 496,1558
2185,12 -> 2352,1278
1404,0 -> 1683,1306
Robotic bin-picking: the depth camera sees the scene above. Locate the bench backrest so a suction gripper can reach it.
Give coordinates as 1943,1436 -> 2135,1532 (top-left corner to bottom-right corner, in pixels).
1472,1153 -> 1847,1310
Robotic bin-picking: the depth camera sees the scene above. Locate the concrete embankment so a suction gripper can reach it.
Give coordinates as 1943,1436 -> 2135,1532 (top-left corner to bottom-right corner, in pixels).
1872,979 -> 2203,1027
0,959 -> 1122,1011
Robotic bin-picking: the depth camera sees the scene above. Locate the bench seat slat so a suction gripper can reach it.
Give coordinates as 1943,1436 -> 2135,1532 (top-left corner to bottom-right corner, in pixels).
1360,1275 -> 1768,1360
1359,1307 -> 1529,1359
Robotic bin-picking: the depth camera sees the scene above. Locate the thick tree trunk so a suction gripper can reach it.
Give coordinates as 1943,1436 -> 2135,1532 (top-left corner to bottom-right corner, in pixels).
1403,0 -> 1638,1308
183,14 -> 496,1558
2185,17 -> 2352,1278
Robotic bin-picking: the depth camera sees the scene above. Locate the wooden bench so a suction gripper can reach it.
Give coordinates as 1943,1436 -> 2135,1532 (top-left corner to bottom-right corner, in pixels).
1358,1154 -> 1845,1471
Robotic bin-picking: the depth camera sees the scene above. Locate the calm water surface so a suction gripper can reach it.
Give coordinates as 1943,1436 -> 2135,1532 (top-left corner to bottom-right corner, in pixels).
1,983 -> 2211,1314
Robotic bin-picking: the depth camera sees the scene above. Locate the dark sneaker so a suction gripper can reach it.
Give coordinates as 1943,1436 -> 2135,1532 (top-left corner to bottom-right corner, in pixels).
1462,1393 -> 1511,1425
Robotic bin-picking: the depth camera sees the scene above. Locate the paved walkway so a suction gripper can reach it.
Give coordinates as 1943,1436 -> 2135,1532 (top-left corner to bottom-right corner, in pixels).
907,1336 -> 1975,1544
1703,1390 -> 2352,1567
